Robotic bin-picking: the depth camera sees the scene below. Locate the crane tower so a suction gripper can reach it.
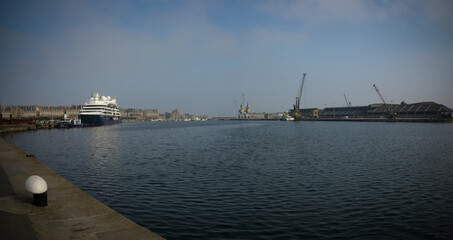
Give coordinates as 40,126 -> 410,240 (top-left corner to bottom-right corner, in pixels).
290,73 -> 307,120
235,93 -> 250,119
344,94 -> 352,107
372,84 -> 396,120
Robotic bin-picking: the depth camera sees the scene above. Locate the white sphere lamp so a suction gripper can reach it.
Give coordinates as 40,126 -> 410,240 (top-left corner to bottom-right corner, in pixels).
25,175 -> 48,206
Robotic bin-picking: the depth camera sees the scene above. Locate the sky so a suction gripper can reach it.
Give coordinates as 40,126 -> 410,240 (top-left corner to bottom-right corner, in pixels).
1,0 -> 452,117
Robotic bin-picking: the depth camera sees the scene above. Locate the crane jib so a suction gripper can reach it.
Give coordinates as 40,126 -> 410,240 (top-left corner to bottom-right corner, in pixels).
296,73 -> 307,109
373,84 -> 396,119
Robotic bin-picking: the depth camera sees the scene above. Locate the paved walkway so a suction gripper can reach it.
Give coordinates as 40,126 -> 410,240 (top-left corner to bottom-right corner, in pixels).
0,137 -> 165,240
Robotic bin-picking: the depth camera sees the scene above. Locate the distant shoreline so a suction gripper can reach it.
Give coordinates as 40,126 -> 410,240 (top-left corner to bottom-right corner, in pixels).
230,118 -> 453,123
2,117 -> 452,134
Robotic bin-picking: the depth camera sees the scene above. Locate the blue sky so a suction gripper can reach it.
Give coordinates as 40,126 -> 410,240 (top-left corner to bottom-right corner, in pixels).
1,0 -> 452,116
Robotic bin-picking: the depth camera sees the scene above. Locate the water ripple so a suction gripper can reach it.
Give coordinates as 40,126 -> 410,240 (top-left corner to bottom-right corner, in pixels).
5,121 -> 453,240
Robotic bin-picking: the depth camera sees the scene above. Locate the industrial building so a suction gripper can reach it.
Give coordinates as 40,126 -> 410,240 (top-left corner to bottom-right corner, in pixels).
366,102 -> 453,119
286,73 -> 452,121
315,102 -> 453,120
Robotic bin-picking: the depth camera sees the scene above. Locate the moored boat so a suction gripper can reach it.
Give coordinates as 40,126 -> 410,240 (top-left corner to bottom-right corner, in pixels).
78,93 -> 122,126
56,112 -> 83,128
56,119 -> 83,128
280,114 -> 294,121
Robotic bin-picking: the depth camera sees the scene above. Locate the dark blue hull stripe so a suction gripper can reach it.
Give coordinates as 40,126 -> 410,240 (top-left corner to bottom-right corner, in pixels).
80,115 -> 122,126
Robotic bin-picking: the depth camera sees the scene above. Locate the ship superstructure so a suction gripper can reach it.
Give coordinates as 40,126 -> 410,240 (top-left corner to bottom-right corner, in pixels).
79,93 -> 122,126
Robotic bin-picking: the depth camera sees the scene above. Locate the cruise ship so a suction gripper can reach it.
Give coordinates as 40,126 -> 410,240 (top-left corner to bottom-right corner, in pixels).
79,93 -> 122,126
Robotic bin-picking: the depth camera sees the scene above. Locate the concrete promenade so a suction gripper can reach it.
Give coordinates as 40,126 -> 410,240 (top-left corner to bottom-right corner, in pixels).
0,137 -> 165,240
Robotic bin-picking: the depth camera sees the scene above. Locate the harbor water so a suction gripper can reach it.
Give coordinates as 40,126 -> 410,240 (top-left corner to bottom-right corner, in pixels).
4,121 -> 453,239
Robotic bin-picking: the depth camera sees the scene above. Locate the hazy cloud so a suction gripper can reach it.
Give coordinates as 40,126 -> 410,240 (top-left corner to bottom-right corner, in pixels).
258,0 -> 453,24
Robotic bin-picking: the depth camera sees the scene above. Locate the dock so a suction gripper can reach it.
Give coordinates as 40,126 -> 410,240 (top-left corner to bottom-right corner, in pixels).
0,137 -> 165,240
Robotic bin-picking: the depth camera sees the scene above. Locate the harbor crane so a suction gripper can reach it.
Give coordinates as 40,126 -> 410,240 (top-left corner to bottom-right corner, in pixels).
235,100 -> 243,114
291,73 -> 307,120
373,84 -> 396,119
344,94 -> 352,107
235,94 -> 250,119
243,94 -> 250,115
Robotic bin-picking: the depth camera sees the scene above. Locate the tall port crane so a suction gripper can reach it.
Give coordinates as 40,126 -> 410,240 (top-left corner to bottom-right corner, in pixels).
235,94 -> 250,119
344,94 -> 352,107
235,100 -> 243,114
291,73 -> 307,119
373,84 -> 396,119
243,94 -> 250,115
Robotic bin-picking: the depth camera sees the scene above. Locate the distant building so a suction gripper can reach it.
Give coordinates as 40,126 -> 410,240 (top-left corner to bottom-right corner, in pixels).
0,105 -> 82,119
0,105 -> 160,121
162,112 -> 172,120
316,102 -> 452,119
171,109 -> 180,120
265,112 -> 285,119
367,102 -> 453,119
143,109 -> 159,120
120,108 -> 160,121
248,112 -> 266,119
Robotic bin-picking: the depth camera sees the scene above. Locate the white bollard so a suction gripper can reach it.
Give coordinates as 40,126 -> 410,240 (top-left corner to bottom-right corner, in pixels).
25,175 -> 48,206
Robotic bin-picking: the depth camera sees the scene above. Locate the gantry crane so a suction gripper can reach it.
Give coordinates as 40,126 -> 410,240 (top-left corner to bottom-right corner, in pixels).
291,73 -> 307,120
373,84 -> 396,119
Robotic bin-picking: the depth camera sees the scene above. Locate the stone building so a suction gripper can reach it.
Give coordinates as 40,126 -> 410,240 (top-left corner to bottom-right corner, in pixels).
248,112 -> 266,119
1,105 -> 82,119
37,105 -> 82,119
122,108 -> 160,121
143,109 -> 159,120
171,109 -> 180,120
124,108 -> 143,119
1,105 -> 39,119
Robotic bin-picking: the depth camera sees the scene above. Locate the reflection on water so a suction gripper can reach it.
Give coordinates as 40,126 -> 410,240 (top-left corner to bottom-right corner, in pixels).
5,121 -> 453,240
87,126 -> 120,174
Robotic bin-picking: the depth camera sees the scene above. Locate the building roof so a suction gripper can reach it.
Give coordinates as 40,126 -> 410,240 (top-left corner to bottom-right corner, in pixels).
370,102 -> 452,114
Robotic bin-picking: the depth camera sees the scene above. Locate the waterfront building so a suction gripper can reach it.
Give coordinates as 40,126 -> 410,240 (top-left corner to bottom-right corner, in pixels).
122,108 -> 160,121
171,109 -> 180,121
317,102 -> 452,119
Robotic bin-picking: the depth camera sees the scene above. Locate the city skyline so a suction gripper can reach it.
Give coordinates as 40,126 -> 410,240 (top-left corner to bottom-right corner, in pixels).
1,0 -> 452,117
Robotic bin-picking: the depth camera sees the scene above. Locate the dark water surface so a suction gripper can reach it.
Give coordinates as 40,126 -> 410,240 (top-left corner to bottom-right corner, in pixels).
5,121 -> 453,239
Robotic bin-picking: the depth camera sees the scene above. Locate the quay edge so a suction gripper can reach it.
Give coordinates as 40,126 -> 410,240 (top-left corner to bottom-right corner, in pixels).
0,136 -> 165,240
293,118 -> 453,123
228,117 -> 453,123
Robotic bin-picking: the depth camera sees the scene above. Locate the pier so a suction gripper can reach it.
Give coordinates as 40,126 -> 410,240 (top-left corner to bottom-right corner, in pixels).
0,137 -> 164,240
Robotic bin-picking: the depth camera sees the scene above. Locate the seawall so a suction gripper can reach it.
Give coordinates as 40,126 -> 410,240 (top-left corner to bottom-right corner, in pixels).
297,118 -> 453,123
0,123 -> 56,134
232,118 -> 453,123
0,136 -> 165,240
